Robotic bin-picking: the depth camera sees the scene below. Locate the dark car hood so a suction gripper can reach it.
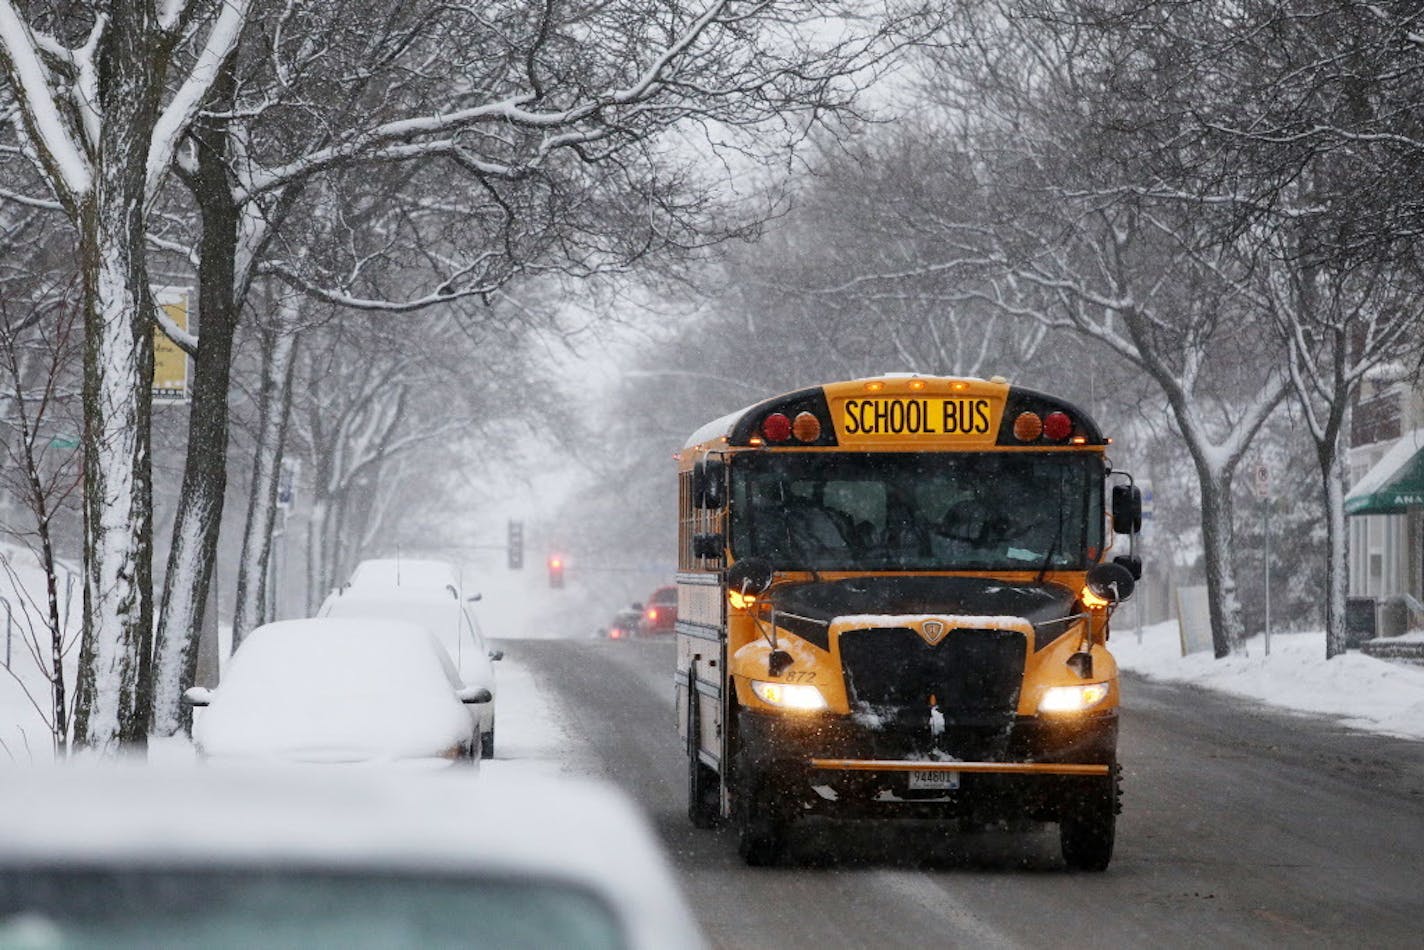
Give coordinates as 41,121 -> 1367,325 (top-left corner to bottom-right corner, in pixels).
767,575 -> 1078,651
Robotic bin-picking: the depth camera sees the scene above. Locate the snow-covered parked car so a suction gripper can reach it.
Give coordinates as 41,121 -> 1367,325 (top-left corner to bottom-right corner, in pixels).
0,765 -> 706,949
319,587 -> 500,758
344,556 -> 464,596
187,617 -> 490,765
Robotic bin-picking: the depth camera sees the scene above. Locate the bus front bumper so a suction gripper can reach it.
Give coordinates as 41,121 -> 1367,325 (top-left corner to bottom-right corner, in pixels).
736,708 -> 1117,821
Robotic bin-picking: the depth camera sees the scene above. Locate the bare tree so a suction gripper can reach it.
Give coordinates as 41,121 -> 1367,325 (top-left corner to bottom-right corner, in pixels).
144,0 -> 934,735
0,0 -> 253,750
805,4 -> 1293,656
0,276 -> 83,755
1183,0 -> 1424,656
229,293 -> 298,647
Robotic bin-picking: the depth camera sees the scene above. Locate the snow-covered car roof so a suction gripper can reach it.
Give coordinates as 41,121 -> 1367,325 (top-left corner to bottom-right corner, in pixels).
193,618 -> 474,765
347,557 -> 462,592
320,590 -> 492,686
0,765 -> 704,949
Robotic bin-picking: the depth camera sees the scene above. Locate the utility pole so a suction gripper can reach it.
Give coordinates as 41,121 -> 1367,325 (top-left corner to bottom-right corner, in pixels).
1255,463 -> 1272,657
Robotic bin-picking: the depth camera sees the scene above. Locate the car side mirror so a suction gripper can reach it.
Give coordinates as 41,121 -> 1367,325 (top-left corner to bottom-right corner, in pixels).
457,686 -> 493,705
488,649 -> 504,662
181,686 -> 213,708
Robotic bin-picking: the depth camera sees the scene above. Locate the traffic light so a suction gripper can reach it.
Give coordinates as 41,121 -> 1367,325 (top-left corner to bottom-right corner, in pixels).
507,520 -> 524,570
547,554 -> 564,589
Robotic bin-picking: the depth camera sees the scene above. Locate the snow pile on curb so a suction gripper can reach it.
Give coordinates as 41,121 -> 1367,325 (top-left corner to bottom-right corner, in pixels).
1113,620 -> 1424,741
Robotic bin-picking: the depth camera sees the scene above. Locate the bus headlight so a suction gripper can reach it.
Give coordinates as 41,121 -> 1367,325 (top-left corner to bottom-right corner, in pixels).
751,680 -> 827,711
1038,682 -> 1110,714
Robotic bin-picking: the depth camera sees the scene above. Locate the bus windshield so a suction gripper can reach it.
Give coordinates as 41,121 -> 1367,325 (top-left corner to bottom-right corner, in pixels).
729,452 -> 1104,572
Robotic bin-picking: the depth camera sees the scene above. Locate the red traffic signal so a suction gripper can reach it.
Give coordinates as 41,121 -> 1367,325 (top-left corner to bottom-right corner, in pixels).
547,555 -> 565,589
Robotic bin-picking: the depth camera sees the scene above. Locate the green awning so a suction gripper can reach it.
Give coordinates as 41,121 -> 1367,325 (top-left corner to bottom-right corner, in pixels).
1346,427 -> 1424,515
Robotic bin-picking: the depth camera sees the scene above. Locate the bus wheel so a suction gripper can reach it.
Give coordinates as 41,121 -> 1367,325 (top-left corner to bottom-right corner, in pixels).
736,769 -> 787,866
1059,764 -> 1120,872
689,755 -> 720,829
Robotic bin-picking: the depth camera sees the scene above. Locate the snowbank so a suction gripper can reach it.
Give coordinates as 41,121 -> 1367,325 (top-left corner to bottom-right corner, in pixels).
1113,619 -> 1424,740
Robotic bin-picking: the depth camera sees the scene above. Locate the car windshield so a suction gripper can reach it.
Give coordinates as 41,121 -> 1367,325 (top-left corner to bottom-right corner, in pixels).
0,869 -> 624,949
729,451 -> 1104,572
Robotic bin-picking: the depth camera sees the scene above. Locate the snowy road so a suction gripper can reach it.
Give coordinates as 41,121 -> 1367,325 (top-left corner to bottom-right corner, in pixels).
500,637 -> 1424,949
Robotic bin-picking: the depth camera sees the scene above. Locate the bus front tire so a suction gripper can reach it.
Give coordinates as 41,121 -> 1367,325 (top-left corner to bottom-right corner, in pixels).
1058,765 -> 1120,872
736,769 -> 788,866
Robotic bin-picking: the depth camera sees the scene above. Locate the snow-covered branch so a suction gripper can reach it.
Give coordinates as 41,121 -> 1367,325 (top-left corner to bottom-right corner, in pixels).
0,1 -> 91,202
146,0 -> 255,204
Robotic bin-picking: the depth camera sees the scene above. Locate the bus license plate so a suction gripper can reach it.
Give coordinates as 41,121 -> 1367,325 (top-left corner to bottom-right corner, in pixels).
907,770 -> 959,791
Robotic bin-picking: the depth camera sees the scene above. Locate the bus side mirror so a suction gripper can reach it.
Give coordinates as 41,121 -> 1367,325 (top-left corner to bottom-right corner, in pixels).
703,457 -> 725,509
1113,554 -> 1142,580
693,533 -> 724,558
726,557 -> 774,596
1111,485 -> 1142,534
692,461 -> 708,508
1086,561 -> 1136,605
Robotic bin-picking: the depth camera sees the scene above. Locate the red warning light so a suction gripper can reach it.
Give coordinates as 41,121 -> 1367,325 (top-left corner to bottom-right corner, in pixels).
762,413 -> 792,442
1043,411 -> 1073,441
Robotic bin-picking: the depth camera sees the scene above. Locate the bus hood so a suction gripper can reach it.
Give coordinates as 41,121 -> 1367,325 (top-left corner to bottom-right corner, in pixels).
767,575 -> 1078,651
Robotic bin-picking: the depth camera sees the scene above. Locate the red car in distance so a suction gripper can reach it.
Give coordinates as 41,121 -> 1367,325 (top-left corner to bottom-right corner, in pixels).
642,586 -> 678,635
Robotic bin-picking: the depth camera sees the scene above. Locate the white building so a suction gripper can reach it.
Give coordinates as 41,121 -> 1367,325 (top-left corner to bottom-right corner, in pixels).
1346,374 -> 1424,634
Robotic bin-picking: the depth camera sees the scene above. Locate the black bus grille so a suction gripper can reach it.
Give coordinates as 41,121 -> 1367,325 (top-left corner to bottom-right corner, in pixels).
838,627 -> 1026,758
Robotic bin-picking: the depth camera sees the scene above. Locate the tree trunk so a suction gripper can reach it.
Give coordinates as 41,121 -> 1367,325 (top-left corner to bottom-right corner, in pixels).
233,320 -> 298,646
149,96 -> 242,737
1321,446 -> 1349,658
1191,454 -> 1247,658
71,187 -> 157,753
1315,396 -> 1352,661
306,496 -> 330,615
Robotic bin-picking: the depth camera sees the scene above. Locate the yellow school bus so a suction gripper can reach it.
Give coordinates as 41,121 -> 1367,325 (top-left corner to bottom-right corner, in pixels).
674,373 -> 1142,868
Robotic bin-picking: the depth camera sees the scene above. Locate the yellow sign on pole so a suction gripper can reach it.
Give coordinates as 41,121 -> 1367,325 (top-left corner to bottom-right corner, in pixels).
153,287 -> 190,403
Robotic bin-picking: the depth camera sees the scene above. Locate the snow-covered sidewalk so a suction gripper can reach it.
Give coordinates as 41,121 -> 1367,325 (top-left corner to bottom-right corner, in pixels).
1114,620 -> 1424,741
